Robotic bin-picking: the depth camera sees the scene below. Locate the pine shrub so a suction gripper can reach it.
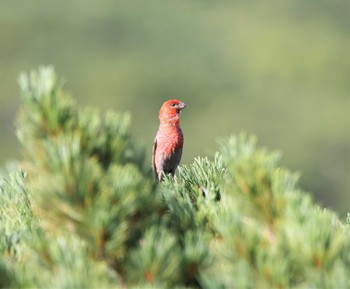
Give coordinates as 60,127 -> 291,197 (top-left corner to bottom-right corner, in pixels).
0,67 -> 349,288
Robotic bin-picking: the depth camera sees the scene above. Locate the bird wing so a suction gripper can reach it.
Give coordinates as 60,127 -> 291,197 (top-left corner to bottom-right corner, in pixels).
152,136 -> 158,177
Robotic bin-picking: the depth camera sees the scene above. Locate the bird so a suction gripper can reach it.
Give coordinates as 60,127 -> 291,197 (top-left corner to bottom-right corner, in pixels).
152,99 -> 187,181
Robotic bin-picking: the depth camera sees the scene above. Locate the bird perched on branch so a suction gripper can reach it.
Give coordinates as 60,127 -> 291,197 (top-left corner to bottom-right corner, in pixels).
152,99 -> 187,181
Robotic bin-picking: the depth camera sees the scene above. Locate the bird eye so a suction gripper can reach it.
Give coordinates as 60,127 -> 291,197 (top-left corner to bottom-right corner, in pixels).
171,103 -> 177,107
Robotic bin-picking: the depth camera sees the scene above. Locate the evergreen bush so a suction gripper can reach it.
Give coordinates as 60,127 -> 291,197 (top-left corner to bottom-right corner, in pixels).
0,67 -> 349,288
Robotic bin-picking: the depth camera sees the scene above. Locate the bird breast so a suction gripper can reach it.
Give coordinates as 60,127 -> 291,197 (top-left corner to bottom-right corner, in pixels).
157,126 -> 183,154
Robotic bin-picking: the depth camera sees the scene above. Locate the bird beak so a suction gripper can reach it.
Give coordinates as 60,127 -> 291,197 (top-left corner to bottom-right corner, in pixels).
178,102 -> 187,110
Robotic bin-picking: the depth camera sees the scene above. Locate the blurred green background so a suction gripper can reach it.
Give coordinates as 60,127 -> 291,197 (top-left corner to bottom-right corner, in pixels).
0,1 -> 348,216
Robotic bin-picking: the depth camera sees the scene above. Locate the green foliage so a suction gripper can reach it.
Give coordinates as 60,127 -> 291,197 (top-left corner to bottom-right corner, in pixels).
0,171 -> 32,288
0,171 -> 32,259
126,227 -> 181,286
15,67 -> 159,283
1,67 -> 349,288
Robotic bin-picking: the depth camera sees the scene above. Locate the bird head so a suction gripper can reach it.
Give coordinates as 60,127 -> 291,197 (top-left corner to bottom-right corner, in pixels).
159,99 -> 187,126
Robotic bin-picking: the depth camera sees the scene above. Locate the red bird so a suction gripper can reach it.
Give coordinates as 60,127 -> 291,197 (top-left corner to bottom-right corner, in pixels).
152,99 -> 187,181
